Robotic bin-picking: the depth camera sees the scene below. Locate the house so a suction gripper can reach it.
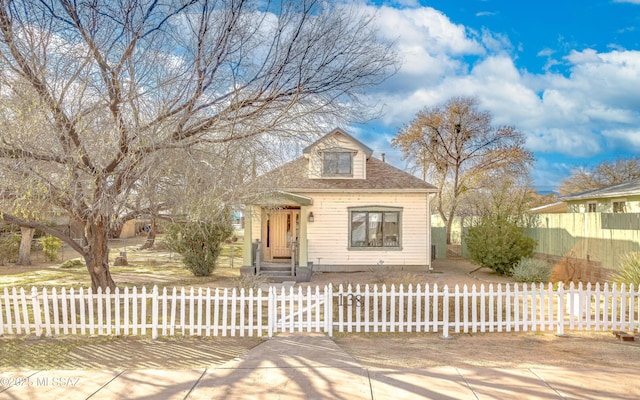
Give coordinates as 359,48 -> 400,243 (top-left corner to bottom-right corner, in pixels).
241,128 -> 438,279
529,201 -> 567,214
561,178 -> 640,213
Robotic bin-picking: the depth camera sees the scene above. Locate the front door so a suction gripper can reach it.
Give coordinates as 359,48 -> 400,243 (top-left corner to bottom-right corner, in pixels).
265,209 -> 300,260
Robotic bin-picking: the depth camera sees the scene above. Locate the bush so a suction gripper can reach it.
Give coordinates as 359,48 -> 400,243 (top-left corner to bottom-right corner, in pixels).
512,258 -> 551,283
60,258 -> 85,269
0,234 -> 21,265
165,219 -> 232,276
464,215 -> 536,276
609,252 -> 640,287
40,235 -> 63,262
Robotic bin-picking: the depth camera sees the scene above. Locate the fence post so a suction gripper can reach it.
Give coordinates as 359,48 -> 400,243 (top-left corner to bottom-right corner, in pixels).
441,285 -> 452,339
556,282 -> 565,336
31,287 -> 42,337
151,285 -> 159,340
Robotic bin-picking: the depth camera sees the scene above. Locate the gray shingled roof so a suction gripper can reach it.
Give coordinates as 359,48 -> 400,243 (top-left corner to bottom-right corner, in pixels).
247,156 -> 437,192
561,178 -> 640,201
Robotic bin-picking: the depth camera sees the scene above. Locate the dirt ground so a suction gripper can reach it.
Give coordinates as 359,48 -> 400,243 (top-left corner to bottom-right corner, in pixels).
334,330 -> 640,370
2,238 -> 639,370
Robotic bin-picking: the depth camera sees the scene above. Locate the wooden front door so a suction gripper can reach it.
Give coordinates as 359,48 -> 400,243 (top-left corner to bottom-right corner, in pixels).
265,209 -> 300,260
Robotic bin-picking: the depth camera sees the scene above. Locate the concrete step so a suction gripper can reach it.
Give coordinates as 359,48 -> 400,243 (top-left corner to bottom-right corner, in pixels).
259,271 -> 294,277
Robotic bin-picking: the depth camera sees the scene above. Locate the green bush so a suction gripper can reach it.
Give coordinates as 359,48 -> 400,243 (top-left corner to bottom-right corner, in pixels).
464,215 -> 536,275
512,257 -> 552,283
0,234 -> 21,265
40,235 -> 63,262
609,252 -> 640,287
60,258 -> 85,269
165,219 -> 232,276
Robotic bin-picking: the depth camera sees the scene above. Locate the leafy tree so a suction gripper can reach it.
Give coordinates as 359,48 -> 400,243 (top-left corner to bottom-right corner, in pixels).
40,235 -> 63,262
559,158 -> 640,195
0,0 -> 396,290
392,97 -> 533,244
464,214 -> 536,276
165,219 -> 233,277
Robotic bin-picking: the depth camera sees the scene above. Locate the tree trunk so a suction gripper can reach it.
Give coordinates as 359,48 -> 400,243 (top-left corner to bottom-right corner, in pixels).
445,216 -> 453,245
108,218 -> 124,239
139,218 -> 158,250
84,216 -> 116,291
17,227 -> 34,265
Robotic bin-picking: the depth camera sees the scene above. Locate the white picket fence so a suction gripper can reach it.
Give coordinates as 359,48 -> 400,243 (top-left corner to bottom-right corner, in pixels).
1,283 -> 638,338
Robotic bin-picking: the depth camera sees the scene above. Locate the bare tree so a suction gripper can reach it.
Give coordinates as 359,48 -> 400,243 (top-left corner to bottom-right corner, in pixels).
559,158 -> 640,195
0,0 -> 397,290
392,97 -> 534,244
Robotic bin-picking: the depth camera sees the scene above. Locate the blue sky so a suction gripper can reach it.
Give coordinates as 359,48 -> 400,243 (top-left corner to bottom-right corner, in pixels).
348,0 -> 640,192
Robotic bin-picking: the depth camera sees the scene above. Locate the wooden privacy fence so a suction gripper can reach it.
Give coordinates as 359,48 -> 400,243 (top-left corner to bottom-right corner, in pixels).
1,283 -> 639,339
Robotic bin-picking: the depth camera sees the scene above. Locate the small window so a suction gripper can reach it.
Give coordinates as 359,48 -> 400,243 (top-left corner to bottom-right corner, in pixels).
613,201 -> 626,213
323,151 -> 352,176
587,202 -> 597,213
349,208 -> 400,248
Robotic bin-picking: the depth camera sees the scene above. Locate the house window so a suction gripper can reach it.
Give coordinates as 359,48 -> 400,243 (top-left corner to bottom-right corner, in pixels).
323,151 -> 353,176
613,200 -> 626,213
587,202 -> 597,213
349,207 -> 401,248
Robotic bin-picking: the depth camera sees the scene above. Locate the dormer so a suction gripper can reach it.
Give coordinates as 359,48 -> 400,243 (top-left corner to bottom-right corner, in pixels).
303,128 -> 373,179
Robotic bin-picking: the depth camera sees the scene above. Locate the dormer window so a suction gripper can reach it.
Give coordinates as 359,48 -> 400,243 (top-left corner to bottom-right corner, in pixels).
323,151 -> 353,177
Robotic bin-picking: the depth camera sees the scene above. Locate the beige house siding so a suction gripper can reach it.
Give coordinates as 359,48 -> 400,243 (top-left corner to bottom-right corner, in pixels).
298,191 -> 429,270
567,195 -> 640,213
306,134 -> 367,179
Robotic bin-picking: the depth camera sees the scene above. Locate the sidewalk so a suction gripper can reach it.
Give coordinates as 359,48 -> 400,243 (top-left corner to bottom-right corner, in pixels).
1,334 -> 639,399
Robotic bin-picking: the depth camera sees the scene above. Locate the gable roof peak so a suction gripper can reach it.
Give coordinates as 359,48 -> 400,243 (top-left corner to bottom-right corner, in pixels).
303,127 -> 374,158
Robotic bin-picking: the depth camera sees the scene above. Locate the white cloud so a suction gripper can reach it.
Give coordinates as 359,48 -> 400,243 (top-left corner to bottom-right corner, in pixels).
602,128 -> 640,150
354,4 -> 640,189
368,6 -> 640,151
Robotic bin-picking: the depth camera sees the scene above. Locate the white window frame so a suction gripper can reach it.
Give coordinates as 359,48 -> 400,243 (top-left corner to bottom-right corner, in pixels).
587,201 -> 597,213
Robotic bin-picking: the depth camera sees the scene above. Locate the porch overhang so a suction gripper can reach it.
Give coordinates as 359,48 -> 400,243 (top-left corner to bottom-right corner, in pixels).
246,190 -> 313,207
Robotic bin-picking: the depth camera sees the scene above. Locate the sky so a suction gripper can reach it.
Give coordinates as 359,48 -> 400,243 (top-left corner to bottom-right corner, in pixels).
347,0 -> 640,193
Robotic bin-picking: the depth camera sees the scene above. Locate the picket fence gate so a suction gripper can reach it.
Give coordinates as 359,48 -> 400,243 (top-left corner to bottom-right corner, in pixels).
1,282 -> 639,339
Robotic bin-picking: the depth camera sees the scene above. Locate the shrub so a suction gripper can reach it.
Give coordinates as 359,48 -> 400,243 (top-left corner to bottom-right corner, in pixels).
60,258 -> 85,269
165,219 -> 232,276
40,235 -> 63,262
512,258 -> 552,283
0,234 -> 21,265
609,252 -> 640,287
464,215 -> 536,275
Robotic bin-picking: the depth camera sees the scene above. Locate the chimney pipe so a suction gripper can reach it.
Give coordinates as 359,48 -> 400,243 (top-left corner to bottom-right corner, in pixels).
381,153 -> 386,163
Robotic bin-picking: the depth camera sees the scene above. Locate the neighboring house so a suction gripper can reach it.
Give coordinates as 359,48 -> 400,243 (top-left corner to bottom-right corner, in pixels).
241,128 -> 438,279
561,178 -> 640,213
529,201 -> 567,214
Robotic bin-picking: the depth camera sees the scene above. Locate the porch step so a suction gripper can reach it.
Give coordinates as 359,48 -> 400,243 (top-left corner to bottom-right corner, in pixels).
260,265 -> 292,272
260,271 -> 294,277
